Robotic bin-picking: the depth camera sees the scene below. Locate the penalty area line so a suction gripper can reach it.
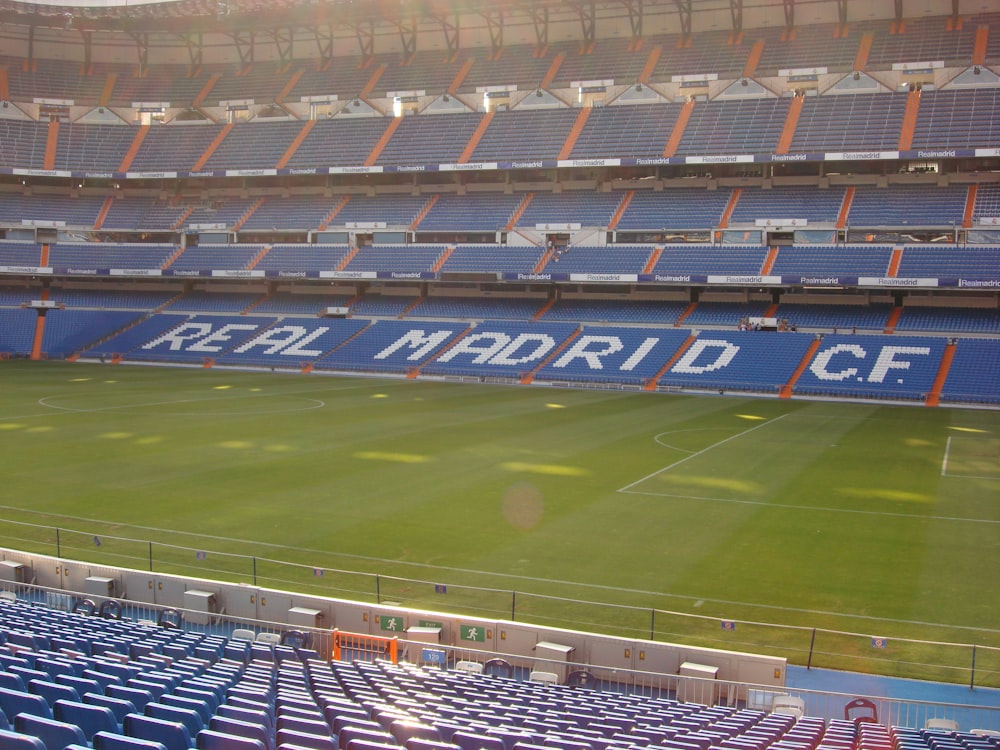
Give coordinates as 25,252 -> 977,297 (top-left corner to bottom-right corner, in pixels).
618,412 -> 790,493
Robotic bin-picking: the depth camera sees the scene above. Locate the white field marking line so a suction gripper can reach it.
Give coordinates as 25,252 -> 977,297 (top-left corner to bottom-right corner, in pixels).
619,412 -> 790,492
1,379 -> 403,421
653,427 -> 738,454
37,394 -> 327,415
1,503 -> 996,634
940,436 -> 1000,481
619,488 -> 1000,525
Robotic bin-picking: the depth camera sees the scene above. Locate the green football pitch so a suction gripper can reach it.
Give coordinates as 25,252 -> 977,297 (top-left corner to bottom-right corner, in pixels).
1,361 -> 998,684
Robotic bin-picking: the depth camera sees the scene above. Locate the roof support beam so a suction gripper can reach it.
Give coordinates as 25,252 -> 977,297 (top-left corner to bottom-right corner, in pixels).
621,0 -> 643,43
131,30 -> 151,74
229,29 -> 255,67
355,19 -> 374,66
313,25 -> 333,67
80,29 -> 92,72
431,9 -> 460,59
673,0 -> 691,38
730,0 -> 743,34
481,6 -> 503,58
783,0 -> 794,29
396,14 -> 418,62
180,32 -> 202,71
526,4 -> 549,51
269,27 -> 294,68
569,0 -> 596,49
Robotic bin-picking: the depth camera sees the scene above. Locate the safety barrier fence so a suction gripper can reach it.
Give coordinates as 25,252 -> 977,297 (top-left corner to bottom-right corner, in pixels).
0,518 -> 997,691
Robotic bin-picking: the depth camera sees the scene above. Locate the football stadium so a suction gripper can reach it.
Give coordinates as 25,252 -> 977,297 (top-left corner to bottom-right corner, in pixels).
0,0 -> 999,745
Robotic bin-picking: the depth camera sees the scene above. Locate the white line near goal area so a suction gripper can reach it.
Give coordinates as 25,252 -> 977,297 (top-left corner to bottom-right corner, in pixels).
940,434 -> 1000,482
617,413 -> 790,493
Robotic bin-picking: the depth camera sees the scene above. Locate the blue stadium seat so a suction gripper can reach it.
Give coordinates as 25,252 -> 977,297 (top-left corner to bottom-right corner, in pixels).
208,715 -> 274,750
0,728 -> 47,750
0,685 -> 53,722
197,728 -> 268,750
83,692 -> 137,724
146,701 -> 205,737
28,678 -> 80,707
94,730 -> 168,750
124,713 -> 196,750
54,698 -> 119,740
13,713 -> 88,750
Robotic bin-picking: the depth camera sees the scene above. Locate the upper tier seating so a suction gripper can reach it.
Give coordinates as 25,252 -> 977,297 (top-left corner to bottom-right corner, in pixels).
910,89 -> 1000,149
895,245 -> 1000,278
865,16 -> 978,69
615,189 -> 733,231
332,195 -> 431,229
439,245 -> 544,274
674,98 -> 791,156
253,244 -> 353,273
239,197 -> 345,233
47,243 -> 176,271
517,192 -> 625,229
167,244 -> 263,273
344,245 -> 444,273
417,194 -> 525,233
568,103 -> 684,160
375,112 -> 483,166
283,118 -> 393,169
100,198 -> 190,232
0,194 -> 106,229
53,123 -> 136,172
729,187 -> 847,225
129,124 -> 224,172
203,121 -> 305,171
539,245 -> 653,274
470,109 -> 581,163
0,243 -> 44,266
651,246 -> 768,276
789,92 -> 908,152
768,245 -> 895,277
846,185 -> 968,228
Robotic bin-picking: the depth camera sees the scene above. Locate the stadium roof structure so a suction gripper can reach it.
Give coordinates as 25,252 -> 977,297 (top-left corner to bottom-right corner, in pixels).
0,0 -> 964,60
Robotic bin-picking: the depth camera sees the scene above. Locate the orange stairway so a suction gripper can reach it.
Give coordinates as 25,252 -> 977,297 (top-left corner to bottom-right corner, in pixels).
118,125 -> 150,172
925,341 -> 957,407
275,119 -> 316,168
775,94 -> 803,155
663,99 -> 694,157
457,111 -> 494,164
43,120 -> 59,170
897,87 -> 921,151
191,123 -> 233,171
364,118 -> 402,166
644,334 -> 697,390
558,107 -> 592,160
779,338 -> 822,398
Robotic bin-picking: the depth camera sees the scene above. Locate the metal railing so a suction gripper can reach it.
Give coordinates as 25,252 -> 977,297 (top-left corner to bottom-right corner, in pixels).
2,518 -> 998,691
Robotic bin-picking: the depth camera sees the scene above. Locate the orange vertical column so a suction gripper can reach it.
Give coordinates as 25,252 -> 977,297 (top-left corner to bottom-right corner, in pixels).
43,120 -> 60,170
